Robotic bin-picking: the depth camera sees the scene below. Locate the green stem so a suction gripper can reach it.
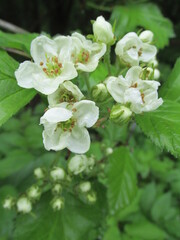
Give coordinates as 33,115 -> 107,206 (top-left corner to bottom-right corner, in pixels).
104,46 -> 112,76
83,72 -> 91,98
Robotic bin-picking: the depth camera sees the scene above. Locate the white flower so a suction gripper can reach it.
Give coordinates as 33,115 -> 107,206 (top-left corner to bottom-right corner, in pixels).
107,66 -> 163,114
68,155 -> 88,175
34,167 -> 44,179
48,81 -> 84,107
52,184 -> 62,194
15,35 -> 77,95
51,197 -> 64,211
50,167 -> 65,181
54,32 -> 106,72
16,197 -> 32,213
115,32 -> 157,66
79,181 -> 91,193
93,16 -> 114,44
139,30 -> 154,43
40,100 -> 99,153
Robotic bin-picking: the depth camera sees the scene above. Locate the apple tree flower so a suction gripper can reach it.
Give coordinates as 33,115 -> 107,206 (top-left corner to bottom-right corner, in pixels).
115,32 -> 157,66
40,100 -> 99,154
93,16 -> 114,44
15,35 -> 78,95
139,30 -> 154,43
54,32 -> 106,72
106,66 -> 163,114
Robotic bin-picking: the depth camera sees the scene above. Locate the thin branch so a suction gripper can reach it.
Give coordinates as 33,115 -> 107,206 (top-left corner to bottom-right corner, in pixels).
86,2 -> 112,12
0,19 -> 28,33
1,47 -> 30,58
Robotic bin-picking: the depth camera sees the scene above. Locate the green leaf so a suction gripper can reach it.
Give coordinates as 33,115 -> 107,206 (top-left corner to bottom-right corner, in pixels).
140,183 -> 157,214
0,50 -> 36,126
14,190 -> 106,240
160,58 -> 180,103
107,147 -> 137,214
136,100 -> 180,157
0,150 -> 33,179
0,31 -> 38,54
125,219 -> 167,240
110,3 -> 174,48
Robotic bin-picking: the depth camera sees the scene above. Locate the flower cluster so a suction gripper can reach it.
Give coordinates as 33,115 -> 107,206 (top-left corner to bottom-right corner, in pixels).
3,155 -> 96,213
8,16 -> 163,213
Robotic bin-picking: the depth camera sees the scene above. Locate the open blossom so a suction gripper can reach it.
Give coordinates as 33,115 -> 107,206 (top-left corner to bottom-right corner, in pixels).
115,32 -> 157,66
106,66 -> 163,114
48,81 -> 84,107
54,32 -> 106,72
93,16 -> 114,44
40,100 -> 99,154
15,35 -> 77,95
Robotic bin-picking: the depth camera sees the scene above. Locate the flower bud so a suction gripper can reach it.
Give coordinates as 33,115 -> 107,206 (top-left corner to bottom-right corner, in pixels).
93,16 -> 114,44
79,181 -> 91,193
68,155 -> 88,175
16,197 -> 32,213
154,69 -> 160,80
52,184 -> 62,195
3,197 -> 14,210
91,83 -> 109,102
110,105 -> 132,125
50,167 -> 65,181
87,191 -> 97,203
149,58 -> 158,68
85,156 -> 95,174
27,185 -> 41,200
106,147 -> 113,155
51,197 -> 64,211
34,167 -> 45,179
139,30 -> 154,43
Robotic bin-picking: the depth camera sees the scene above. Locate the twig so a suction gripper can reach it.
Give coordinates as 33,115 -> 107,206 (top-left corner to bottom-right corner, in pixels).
1,47 -> 30,58
0,19 -> 28,33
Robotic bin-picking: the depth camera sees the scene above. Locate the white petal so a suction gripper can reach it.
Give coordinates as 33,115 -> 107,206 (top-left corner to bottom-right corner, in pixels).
140,43 -> 157,63
15,61 -> 38,89
73,100 -> 99,128
63,81 -> 84,100
125,66 -> 142,85
31,35 -> 58,64
67,126 -> 90,154
58,62 -> 77,82
106,76 -> 128,103
43,128 -> 70,151
54,35 -> 73,62
143,98 -> 163,112
40,107 -> 72,124
124,88 -> 143,105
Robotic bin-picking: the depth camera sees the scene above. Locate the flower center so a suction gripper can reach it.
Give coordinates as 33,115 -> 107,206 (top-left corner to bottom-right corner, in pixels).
40,56 -> 62,78
59,92 -> 76,103
72,49 -> 90,64
57,118 -> 76,132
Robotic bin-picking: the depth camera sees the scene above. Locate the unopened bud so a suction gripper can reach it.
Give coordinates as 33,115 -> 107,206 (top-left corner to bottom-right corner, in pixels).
139,30 -> 154,43
91,83 -> 109,102
93,16 -> 114,44
87,191 -> 97,203
110,105 -> 132,125
52,184 -> 62,195
79,181 -> 91,193
50,167 -> 65,181
106,147 -> 113,155
68,155 -> 88,175
27,185 -> 41,200
85,156 -> 95,174
3,197 -> 14,210
34,167 -> 45,179
51,197 -> 64,211
16,197 -> 32,213
154,69 -> 160,80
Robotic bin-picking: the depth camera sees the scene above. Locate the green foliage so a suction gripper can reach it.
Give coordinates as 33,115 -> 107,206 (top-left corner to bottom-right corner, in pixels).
0,50 -> 36,126
14,190 -> 106,240
110,3 -> 174,48
0,31 -> 38,55
107,147 -> 137,213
